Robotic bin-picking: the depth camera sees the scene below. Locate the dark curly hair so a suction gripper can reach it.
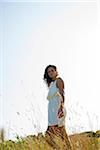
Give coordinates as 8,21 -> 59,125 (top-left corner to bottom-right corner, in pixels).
43,65 -> 57,87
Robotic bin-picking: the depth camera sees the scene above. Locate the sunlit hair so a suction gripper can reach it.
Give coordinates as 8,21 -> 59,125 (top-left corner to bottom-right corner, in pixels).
43,65 -> 57,87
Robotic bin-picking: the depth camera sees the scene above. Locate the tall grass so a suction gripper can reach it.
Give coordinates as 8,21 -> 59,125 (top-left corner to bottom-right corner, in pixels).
1,101 -> 100,149
0,128 -> 100,150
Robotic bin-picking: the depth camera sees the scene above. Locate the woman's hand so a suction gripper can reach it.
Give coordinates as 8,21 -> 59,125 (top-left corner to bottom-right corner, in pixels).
57,105 -> 64,118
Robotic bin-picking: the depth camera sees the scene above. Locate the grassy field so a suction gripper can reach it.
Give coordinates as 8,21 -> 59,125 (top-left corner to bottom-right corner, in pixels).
0,130 -> 100,150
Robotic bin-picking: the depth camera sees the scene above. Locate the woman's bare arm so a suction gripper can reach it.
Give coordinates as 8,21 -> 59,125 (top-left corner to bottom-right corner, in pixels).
56,78 -> 65,118
56,77 -> 65,105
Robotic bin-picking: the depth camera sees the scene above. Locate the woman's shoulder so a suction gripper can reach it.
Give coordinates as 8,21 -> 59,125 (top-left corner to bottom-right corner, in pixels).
56,77 -> 64,82
56,77 -> 64,88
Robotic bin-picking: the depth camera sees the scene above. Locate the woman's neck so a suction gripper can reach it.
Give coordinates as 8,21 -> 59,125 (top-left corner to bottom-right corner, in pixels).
52,76 -> 59,81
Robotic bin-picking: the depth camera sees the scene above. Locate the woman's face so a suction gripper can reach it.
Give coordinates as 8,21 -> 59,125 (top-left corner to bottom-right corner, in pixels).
47,67 -> 58,79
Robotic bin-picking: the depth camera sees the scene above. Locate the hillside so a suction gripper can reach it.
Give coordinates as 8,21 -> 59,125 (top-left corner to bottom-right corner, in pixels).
0,130 -> 100,150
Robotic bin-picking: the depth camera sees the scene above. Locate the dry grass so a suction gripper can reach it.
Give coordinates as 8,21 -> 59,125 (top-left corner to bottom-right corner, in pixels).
0,130 -> 100,150
70,132 -> 99,150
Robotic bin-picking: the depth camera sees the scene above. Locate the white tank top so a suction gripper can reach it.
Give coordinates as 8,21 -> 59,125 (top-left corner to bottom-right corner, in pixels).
47,79 -> 66,127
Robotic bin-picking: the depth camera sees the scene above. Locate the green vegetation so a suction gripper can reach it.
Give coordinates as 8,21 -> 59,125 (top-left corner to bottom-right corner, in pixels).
0,130 -> 100,150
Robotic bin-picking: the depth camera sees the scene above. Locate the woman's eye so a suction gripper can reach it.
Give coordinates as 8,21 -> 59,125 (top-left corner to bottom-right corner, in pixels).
48,70 -> 54,73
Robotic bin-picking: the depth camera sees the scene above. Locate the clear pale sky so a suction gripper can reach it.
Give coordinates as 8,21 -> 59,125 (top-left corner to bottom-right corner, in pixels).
0,1 -> 100,140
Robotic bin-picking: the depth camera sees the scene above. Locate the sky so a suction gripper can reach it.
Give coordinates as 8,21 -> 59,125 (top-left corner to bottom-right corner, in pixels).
0,0 -> 100,140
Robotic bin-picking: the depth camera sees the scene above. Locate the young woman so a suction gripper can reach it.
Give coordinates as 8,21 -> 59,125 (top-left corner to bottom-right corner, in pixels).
43,65 -> 72,149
